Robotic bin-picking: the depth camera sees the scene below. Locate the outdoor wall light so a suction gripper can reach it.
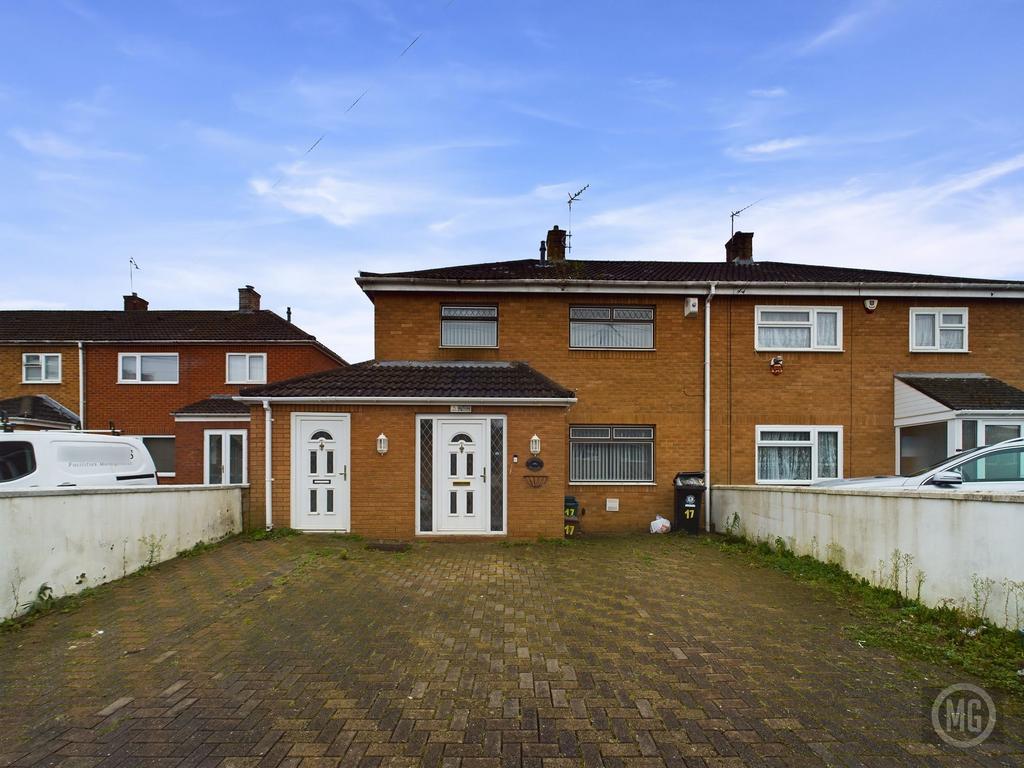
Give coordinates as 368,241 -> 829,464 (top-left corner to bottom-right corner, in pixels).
529,434 -> 541,455
376,433 -> 389,455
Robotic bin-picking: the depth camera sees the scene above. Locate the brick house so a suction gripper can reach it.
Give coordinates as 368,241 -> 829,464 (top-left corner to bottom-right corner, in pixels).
237,228 -> 1024,538
0,286 -> 344,482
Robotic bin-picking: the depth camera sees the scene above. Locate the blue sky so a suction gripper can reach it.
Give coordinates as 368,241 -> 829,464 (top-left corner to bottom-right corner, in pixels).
2,0 -> 1023,361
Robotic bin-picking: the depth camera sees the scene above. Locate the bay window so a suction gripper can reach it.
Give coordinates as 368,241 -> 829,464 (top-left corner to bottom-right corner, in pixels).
756,426 -> 842,484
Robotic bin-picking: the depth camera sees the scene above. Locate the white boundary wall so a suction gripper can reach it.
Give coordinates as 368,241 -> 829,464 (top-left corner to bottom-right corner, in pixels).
1,486 -> 243,620
711,486 -> 1024,628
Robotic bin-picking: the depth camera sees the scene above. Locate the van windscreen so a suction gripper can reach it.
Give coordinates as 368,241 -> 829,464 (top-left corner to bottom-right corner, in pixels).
0,442 -> 37,482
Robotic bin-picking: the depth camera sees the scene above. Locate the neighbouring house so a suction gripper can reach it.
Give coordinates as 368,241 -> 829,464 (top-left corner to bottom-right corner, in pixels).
0,286 -> 344,482
236,227 -> 1024,537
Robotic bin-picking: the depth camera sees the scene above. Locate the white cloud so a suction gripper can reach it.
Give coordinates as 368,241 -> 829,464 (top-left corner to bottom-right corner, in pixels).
748,87 -> 787,99
798,1 -> 887,54
9,129 -> 133,160
739,136 -> 813,155
578,154 -> 1024,281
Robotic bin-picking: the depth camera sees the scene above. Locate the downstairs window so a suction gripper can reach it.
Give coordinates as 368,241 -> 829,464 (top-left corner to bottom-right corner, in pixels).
756,426 -> 842,484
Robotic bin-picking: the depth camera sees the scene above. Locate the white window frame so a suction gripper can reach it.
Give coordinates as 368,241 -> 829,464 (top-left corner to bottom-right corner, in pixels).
225,353 -> 267,384
568,425 -> 656,485
569,305 -> 655,350
754,306 -> 843,352
755,425 -> 843,485
909,307 -> 969,353
440,305 -> 499,348
203,429 -> 248,485
22,353 -> 62,384
137,435 -> 176,478
118,353 -> 179,384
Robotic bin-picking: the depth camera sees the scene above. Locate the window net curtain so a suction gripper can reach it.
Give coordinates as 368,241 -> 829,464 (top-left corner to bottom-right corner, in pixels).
758,326 -> 811,348
914,314 -> 936,347
758,444 -> 812,481
815,312 -> 837,346
570,322 -> 653,348
817,431 -> 838,477
442,320 -> 495,346
570,442 -> 653,482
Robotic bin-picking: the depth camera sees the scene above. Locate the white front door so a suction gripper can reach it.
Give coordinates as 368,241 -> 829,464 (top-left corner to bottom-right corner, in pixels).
435,418 -> 489,533
291,414 -> 351,531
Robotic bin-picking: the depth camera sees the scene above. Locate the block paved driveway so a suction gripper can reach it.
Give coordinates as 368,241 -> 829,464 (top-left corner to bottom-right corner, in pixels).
1,534 -> 1022,768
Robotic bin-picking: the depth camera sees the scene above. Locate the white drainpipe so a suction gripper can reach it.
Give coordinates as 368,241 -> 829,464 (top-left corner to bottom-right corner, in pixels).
263,399 -> 273,530
704,283 -> 716,531
77,342 -> 85,429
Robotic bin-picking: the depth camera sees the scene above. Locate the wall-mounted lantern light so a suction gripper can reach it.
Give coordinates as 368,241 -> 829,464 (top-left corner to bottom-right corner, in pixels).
529,434 -> 541,455
376,433 -> 389,455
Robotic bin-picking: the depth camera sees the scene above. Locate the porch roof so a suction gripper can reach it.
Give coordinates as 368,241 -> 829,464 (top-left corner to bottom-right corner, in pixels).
237,360 -> 576,402
895,374 -> 1024,411
172,396 -> 251,417
0,394 -> 80,427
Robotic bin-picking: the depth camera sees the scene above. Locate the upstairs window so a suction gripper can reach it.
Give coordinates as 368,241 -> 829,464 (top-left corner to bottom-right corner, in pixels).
755,307 -> 841,351
119,353 -> 179,384
910,308 -> 968,352
226,353 -> 267,384
570,306 -> 655,349
440,305 -> 498,347
23,353 -> 61,383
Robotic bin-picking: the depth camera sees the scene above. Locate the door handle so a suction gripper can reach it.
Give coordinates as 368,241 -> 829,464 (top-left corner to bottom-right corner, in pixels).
340,465 -> 347,481
480,466 -> 487,483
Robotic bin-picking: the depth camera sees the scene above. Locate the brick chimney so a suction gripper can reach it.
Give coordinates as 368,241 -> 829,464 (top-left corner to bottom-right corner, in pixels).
725,231 -> 754,264
545,226 -> 566,262
123,292 -> 148,311
238,285 -> 261,313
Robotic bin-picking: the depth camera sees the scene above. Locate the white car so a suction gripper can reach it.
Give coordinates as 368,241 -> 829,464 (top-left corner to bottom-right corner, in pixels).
815,437 -> 1024,494
0,432 -> 157,489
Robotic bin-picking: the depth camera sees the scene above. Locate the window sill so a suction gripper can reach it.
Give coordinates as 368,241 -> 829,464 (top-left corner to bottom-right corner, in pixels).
754,480 -> 839,486
909,349 -> 969,354
569,348 -> 656,352
156,472 -> 176,478
569,482 -> 657,487
226,381 -> 266,385
754,348 -> 844,353
118,381 -> 180,385
22,380 -> 62,385
438,346 -> 499,350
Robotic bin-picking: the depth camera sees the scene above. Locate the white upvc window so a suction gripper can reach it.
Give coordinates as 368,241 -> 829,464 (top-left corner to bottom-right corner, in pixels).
204,429 -> 247,485
118,353 -> 179,384
910,308 -> 968,352
569,425 -> 655,484
22,353 -> 61,383
569,306 -> 655,349
226,353 -> 267,384
756,425 -> 843,485
440,305 -> 498,348
755,306 -> 842,351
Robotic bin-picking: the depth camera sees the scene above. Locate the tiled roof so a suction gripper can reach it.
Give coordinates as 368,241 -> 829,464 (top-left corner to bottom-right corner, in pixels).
896,374 -> 1024,411
0,310 -> 327,343
239,361 -> 576,400
359,258 -> 1023,286
172,396 -> 251,416
0,395 -> 80,426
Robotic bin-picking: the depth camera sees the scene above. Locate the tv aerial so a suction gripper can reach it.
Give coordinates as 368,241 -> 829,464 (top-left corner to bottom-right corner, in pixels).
730,198 -> 763,235
567,184 -> 589,254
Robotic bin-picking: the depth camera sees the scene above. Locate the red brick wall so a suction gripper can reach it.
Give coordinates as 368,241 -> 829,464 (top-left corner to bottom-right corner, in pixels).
173,419 -> 252,485
247,403 -> 566,540
371,290 -> 1024,531
84,343 -> 339,435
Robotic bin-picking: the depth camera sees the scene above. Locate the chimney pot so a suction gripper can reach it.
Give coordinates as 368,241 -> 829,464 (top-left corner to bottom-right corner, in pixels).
123,292 -> 149,311
545,225 -> 566,262
238,285 -> 261,313
725,231 -> 754,263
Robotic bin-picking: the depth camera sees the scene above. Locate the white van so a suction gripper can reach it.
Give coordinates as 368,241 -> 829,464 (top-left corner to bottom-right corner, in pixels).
0,432 -> 157,489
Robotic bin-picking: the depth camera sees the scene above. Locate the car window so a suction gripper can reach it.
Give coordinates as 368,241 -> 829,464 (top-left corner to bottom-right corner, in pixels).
0,441 -> 37,482
952,447 -> 1024,483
